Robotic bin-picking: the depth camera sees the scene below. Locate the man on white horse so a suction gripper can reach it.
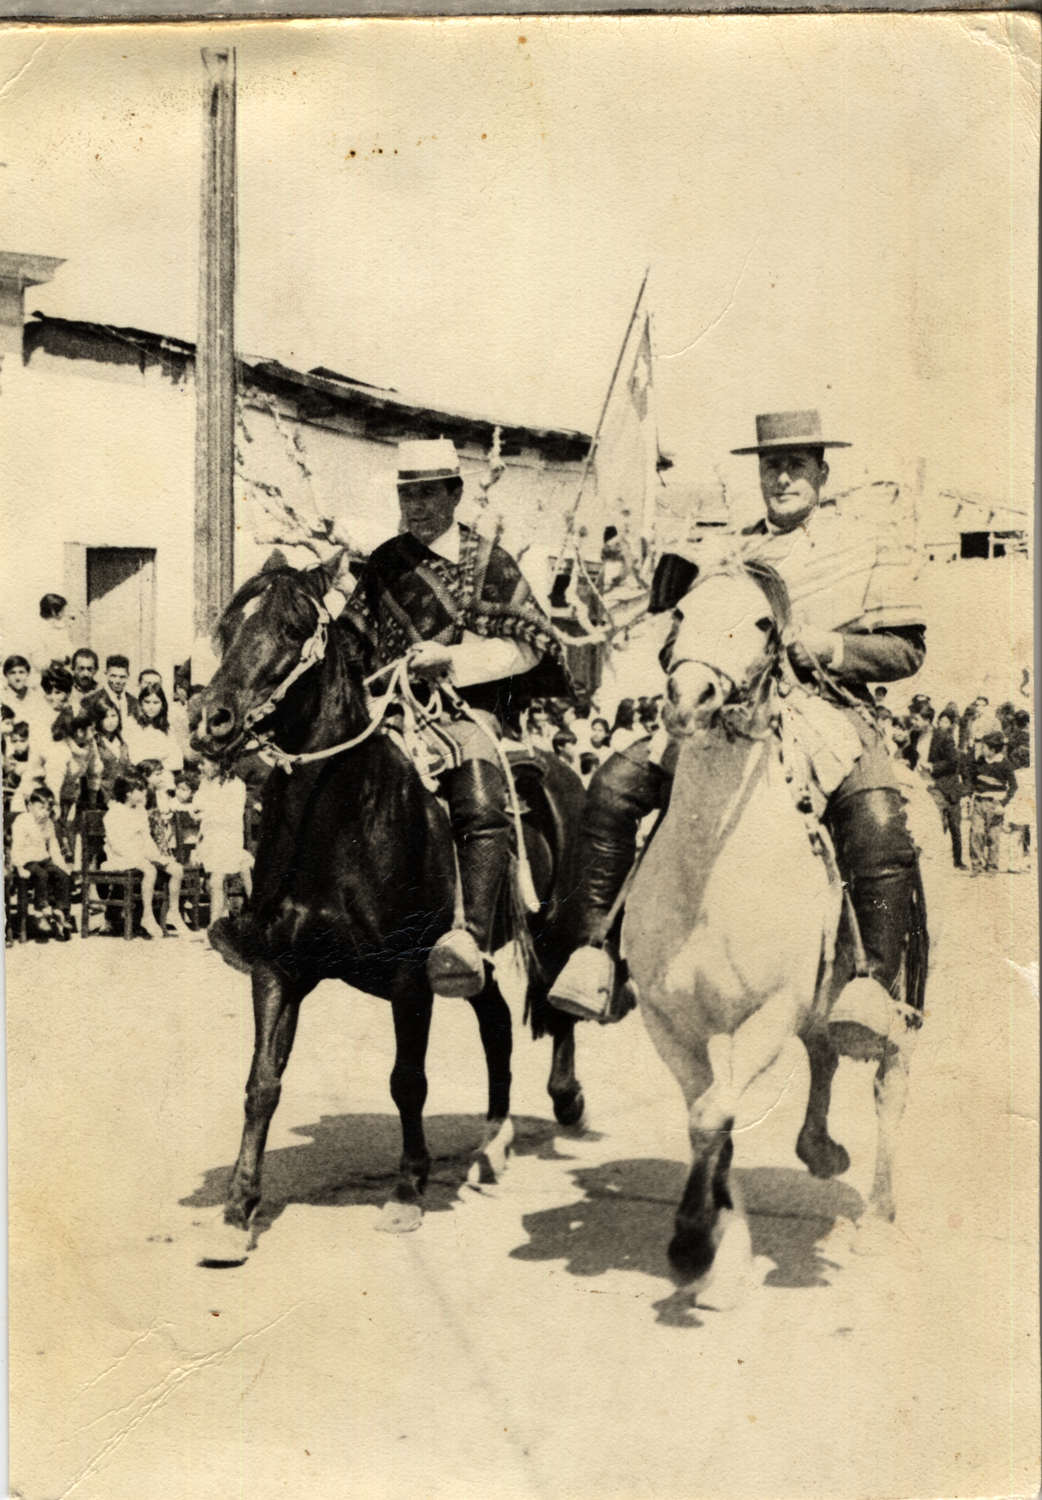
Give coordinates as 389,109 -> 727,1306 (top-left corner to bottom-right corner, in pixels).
345,438 -> 571,998
552,410 -> 927,1036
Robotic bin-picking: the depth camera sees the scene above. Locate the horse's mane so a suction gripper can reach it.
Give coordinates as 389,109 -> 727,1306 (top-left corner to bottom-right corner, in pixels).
742,558 -> 792,634
216,565 -> 327,654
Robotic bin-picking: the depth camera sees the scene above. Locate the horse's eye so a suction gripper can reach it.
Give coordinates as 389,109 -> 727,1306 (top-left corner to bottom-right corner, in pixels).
755,616 -> 773,633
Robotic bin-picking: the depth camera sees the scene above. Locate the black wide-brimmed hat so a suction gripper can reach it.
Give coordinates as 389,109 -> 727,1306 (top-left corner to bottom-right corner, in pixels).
731,410 -> 851,455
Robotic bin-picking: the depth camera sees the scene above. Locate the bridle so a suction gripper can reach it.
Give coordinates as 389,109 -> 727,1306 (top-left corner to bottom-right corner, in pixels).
222,582 -> 437,775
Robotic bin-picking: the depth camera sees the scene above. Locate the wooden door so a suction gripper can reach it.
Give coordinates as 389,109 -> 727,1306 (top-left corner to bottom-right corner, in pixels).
85,549 -> 156,675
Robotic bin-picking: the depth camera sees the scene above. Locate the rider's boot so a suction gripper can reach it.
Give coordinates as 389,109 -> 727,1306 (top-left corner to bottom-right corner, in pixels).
826,787 -> 927,1051
427,760 -> 512,999
549,745 -> 666,1019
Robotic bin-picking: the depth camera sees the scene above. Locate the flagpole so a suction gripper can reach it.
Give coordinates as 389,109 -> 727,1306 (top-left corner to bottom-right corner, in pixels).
565,266 -> 650,540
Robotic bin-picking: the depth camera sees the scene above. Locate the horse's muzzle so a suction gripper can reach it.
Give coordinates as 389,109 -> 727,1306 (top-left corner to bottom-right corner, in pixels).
664,664 -> 723,737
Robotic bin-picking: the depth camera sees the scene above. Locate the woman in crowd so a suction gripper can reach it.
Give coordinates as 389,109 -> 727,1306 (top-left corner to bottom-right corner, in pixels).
609,698 -> 639,752
125,683 -> 183,785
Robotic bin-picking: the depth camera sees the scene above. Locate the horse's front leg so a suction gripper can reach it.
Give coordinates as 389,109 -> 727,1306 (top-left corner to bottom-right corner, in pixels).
856,1031 -> 915,1253
379,982 -> 435,1232
465,976 -> 515,1187
203,961 -> 308,1264
796,1020 -> 851,1179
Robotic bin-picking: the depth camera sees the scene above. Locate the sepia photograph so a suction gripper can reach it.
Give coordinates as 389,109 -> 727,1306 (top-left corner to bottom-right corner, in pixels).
0,15 -> 1038,1499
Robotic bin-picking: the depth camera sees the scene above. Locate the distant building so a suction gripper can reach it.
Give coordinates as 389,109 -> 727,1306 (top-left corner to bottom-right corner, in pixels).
921,492 -> 1030,564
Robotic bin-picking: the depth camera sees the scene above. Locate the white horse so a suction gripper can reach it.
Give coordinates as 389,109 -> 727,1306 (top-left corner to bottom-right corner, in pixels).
623,563 -> 920,1308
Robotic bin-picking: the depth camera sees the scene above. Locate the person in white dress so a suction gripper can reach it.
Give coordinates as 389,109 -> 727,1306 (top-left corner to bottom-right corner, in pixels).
194,755 -> 254,927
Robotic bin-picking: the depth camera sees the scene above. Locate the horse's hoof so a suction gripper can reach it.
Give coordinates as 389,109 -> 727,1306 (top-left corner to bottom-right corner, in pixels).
852,1212 -> 902,1259
376,1199 -> 423,1234
552,1086 -> 586,1129
693,1212 -> 758,1311
796,1127 -> 851,1180
199,1213 -> 252,1267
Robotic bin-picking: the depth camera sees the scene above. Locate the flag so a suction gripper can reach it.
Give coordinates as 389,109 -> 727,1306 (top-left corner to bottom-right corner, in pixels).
581,296 -> 660,580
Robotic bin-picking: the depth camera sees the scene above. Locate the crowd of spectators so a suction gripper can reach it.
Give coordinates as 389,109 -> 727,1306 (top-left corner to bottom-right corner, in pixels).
874,688 -> 1032,877
3,592 -> 260,943
521,690 -> 663,787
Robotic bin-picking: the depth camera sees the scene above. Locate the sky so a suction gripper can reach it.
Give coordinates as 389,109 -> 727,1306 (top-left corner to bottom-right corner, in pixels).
0,15 -> 1038,521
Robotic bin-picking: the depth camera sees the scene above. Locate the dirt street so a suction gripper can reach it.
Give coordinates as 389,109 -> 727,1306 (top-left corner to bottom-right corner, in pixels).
6,857 -> 1039,1500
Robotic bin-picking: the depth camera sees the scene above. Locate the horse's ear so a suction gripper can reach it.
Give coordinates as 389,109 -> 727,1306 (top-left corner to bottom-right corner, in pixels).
260,548 -> 290,575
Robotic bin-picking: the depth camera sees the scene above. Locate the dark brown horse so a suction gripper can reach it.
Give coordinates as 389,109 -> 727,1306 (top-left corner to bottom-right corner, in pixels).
190,553 -> 586,1264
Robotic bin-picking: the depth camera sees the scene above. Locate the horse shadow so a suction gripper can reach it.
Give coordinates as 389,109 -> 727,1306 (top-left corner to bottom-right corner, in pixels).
509,1159 -> 865,1328
180,1111 -> 574,1242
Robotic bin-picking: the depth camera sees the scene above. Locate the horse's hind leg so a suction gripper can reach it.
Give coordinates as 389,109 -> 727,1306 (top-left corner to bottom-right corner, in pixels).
205,962 -> 309,1264
380,983 -> 435,1232
796,1021 -> 851,1179
466,976 -> 514,1186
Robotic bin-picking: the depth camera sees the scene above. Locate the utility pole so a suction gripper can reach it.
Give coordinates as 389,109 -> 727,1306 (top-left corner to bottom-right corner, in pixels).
194,47 -> 237,643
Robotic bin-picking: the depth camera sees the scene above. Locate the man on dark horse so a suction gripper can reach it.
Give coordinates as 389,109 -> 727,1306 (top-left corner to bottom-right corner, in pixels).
552,410 -> 927,1039
342,438 -> 571,999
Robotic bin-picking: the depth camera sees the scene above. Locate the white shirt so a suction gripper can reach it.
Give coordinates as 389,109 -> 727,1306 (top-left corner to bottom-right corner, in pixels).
425,523 -> 539,687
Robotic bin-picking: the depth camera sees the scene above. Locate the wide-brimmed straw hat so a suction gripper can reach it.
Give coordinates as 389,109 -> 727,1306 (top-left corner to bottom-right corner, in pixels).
731,410 -> 851,456
396,438 -> 462,486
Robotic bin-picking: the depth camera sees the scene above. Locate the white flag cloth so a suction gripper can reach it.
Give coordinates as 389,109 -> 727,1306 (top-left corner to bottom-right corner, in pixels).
585,304 -> 659,577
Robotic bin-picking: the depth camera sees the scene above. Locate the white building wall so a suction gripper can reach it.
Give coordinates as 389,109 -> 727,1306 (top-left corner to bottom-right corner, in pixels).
1,342 -> 587,684
1,347 -> 195,681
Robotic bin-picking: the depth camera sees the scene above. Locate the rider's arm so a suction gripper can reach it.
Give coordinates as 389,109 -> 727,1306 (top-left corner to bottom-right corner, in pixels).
831,625 -> 926,686
448,632 -> 539,688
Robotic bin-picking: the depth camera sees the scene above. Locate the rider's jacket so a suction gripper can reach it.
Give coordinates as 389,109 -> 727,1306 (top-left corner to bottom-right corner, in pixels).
345,522 -> 572,719
657,502 -> 926,800
738,507 -> 925,698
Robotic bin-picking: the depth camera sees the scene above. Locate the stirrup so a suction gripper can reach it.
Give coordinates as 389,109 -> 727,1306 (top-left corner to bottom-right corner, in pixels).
427,928 -> 487,998
549,945 -> 617,1022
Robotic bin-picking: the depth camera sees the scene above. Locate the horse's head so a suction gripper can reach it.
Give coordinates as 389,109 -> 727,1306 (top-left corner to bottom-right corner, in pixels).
662,562 -> 788,738
190,552 -> 347,760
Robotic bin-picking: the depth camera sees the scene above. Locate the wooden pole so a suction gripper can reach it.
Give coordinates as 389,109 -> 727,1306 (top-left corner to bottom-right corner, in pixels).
194,47 -> 237,641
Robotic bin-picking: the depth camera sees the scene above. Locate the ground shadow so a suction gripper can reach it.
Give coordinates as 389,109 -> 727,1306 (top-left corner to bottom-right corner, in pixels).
180,1111 -> 571,1241
510,1159 -> 865,1326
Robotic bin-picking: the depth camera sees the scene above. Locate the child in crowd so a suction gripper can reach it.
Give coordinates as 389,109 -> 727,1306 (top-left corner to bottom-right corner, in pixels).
194,755 -> 253,927
102,773 -> 189,939
169,771 -> 202,865
135,758 -> 174,852
90,700 -> 132,805
11,786 -> 73,939
5,720 -> 36,811
967,731 -> 1018,877
52,712 -> 102,862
